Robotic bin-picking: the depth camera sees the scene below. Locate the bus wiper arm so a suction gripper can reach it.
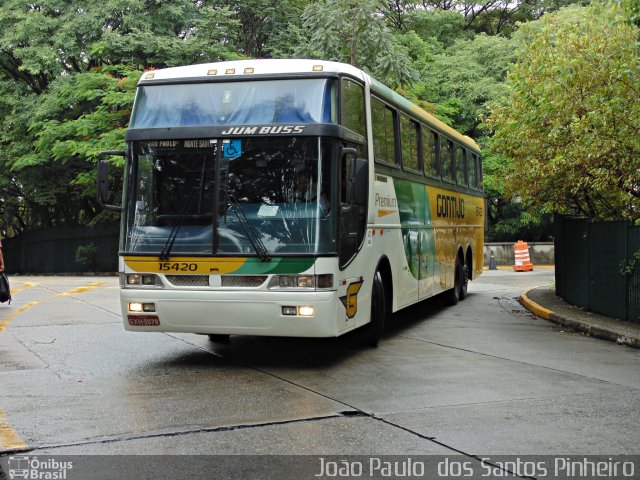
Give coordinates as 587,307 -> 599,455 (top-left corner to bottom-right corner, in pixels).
160,218 -> 184,261
160,189 -> 197,261
228,195 -> 271,262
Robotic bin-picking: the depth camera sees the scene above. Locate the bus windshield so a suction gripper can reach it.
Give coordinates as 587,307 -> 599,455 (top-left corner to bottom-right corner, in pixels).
125,137 -> 337,256
130,79 -> 336,128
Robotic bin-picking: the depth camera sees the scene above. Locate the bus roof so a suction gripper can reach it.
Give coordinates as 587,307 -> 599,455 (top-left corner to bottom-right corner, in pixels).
139,59 -> 368,82
139,59 -> 480,153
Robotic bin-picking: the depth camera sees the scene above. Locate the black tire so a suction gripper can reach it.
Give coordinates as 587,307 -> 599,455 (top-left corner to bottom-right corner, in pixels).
459,263 -> 469,300
446,256 -> 463,306
208,334 -> 231,343
360,270 -> 386,347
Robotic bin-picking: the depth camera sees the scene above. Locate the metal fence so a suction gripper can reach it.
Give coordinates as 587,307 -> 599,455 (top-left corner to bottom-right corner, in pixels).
2,224 -> 119,274
555,215 -> 640,323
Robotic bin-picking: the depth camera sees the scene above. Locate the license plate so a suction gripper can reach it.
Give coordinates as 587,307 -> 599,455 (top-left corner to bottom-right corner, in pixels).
128,315 -> 160,326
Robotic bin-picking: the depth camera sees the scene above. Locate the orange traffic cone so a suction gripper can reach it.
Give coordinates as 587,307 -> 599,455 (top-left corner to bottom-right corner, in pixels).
513,240 -> 534,272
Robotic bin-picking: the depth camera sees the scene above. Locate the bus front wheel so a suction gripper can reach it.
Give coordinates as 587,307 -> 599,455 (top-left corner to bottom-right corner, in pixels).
446,256 -> 464,306
360,270 -> 387,347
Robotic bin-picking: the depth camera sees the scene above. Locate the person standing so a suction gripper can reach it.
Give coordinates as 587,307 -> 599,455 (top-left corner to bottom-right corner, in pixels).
0,238 -> 4,272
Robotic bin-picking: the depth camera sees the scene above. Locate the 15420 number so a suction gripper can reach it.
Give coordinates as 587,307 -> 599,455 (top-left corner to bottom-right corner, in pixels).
158,262 -> 198,272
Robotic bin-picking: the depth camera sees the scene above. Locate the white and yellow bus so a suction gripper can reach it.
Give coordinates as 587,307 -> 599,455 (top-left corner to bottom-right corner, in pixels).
98,59 -> 484,346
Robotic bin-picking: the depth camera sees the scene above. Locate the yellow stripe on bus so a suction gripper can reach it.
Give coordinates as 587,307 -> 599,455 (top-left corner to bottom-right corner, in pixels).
124,256 -> 248,274
377,209 -> 396,217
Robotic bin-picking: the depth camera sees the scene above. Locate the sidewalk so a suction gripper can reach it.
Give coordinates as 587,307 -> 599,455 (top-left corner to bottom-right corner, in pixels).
520,286 -> 640,349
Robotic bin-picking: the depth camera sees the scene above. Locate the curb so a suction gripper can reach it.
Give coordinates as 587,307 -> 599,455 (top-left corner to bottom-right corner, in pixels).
519,292 -> 553,319
519,288 -> 640,349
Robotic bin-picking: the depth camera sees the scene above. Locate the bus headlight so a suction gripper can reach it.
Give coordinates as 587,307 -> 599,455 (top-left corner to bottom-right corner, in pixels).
297,306 -> 315,316
296,275 -> 314,288
128,302 -> 156,312
123,274 -> 162,288
268,274 -> 333,290
277,276 -> 297,288
281,306 -> 315,317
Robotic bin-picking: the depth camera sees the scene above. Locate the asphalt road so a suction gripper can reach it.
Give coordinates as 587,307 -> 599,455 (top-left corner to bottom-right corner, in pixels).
1,270 -> 639,476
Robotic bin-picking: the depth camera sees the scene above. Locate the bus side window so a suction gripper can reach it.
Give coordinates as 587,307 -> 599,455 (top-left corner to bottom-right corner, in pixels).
442,140 -> 455,182
341,79 -> 366,137
400,114 -> 419,172
423,127 -> 439,177
476,154 -> 484,190
372,98 -> 396,165
470,153 -> 479,189
456,146 -> 468,187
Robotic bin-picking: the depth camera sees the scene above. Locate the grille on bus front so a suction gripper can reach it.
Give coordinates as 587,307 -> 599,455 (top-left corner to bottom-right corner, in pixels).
163,275 -> 268,288
221,275 -> 267,288
165,275 -> 209,287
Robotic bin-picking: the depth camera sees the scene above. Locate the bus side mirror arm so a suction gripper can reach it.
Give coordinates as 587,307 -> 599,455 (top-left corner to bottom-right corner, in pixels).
341,147 -> 357,158
97,150 -> 125,213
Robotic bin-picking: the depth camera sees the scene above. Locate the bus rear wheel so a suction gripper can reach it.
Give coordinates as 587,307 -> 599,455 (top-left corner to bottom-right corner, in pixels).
360,270 -> 387,347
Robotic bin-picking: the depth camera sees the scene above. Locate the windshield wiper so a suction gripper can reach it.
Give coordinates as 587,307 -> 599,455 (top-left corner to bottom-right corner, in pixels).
159,222 -> 181,261
159,189 -> 197,261
227,195 -> 271,262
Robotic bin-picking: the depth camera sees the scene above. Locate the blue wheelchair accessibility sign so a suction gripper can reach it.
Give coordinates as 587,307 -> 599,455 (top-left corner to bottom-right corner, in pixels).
223,140 -> 242,159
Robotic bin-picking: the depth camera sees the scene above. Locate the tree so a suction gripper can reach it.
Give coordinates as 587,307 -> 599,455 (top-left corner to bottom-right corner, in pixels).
297,0 -> 419,88
211,0 -> 310,58
406,9 -> 472,49
0,0 -> 596,241
0,1 -> 241,235
417,0 -> 583,35
407,33 -> 515,136
487,2 -> 640,222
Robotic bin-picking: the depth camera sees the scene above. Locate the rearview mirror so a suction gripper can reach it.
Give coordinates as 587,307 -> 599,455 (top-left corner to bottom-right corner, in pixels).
352,158 -> 368,206
97,150 -> 124,212
341,148 -> 368,206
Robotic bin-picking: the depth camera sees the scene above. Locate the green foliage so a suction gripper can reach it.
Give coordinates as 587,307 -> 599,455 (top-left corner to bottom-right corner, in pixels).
23,66 -> 138,168
409,34 -> 515,136
0,66 -> 139,230
481,151 -> 554,241
75,243 -> 98,270
298,0 -> 419,88
0,0 -> 604,243
406,9 -> 472,49
488,1 -> 640,223
618,0 -> 640,27
620,250 -> 640,276
0,0 -> 241,234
